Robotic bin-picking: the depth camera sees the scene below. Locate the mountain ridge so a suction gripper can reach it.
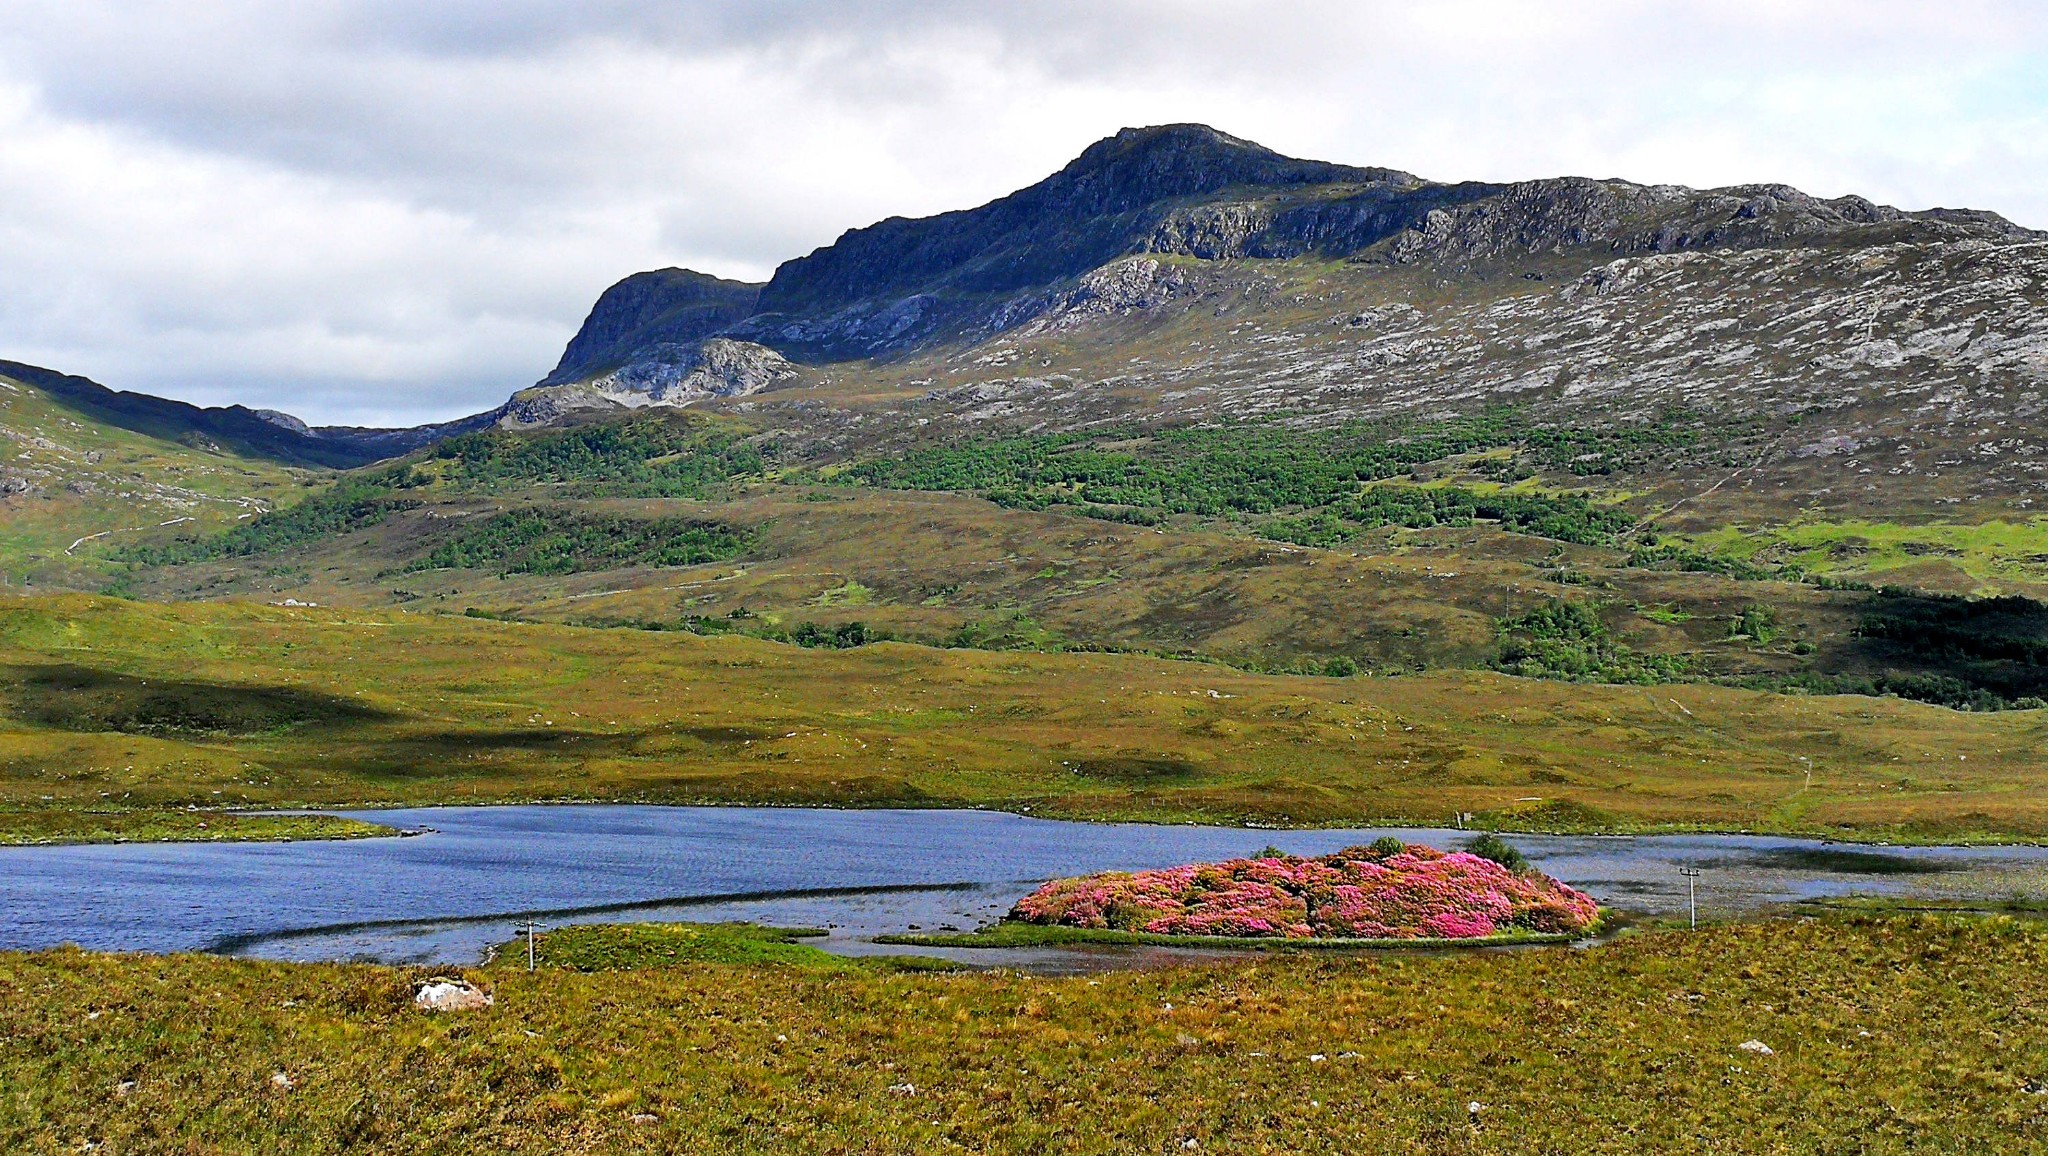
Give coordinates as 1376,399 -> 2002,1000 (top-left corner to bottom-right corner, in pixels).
7,124 -> 2041,469
534,123 -> 2034,404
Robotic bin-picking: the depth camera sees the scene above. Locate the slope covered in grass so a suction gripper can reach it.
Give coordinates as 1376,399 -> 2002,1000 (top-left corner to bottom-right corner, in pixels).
2,593 -> 2046,843
0,369 -> 309,589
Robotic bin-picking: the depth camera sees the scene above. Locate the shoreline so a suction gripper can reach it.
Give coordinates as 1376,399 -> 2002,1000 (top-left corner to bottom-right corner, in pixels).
6,794 -> 2044,850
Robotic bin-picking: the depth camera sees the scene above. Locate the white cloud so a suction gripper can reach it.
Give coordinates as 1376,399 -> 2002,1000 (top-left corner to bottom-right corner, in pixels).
0,0 -> 2041,424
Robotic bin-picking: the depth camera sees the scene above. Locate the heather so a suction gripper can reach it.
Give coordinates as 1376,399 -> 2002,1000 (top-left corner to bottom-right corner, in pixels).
5,915 -> 2046,1152
1010,841 -> 1599,940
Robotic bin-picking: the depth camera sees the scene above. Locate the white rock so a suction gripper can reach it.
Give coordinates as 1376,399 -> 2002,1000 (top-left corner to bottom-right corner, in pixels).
414,980 -> 492,1012
1738,1039 -> 1774,1055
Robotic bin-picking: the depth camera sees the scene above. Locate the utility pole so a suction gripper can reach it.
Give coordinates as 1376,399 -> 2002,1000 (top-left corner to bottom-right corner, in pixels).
522,918 -> 539,971
1678,867 -> 1702,929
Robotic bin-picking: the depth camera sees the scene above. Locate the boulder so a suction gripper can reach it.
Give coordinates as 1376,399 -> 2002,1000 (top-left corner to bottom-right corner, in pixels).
414,979 -> 492,1012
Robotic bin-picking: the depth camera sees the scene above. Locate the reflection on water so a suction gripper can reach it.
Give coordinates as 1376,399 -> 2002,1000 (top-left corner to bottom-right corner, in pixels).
4,805 -> 2046,971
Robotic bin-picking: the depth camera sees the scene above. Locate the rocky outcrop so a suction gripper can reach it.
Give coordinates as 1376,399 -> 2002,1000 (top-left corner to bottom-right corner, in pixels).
493,338 -> 801,427
543,269 -> 763,386
585,337 -> 798,402
414,979 -> 491,1012
1009,257 -> 1194,334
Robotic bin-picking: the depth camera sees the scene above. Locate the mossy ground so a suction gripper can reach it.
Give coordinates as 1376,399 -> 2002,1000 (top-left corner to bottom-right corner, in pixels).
3,914 -> 2044,1152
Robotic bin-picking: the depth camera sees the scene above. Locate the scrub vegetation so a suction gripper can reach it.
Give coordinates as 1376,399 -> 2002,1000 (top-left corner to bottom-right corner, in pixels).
4,914 -> 2045,1152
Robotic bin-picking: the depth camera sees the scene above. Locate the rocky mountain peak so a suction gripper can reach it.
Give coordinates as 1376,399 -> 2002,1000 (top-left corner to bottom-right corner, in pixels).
752,125 -> 1413,320
1036,124 -> 1406,218
543,268 -> 762,386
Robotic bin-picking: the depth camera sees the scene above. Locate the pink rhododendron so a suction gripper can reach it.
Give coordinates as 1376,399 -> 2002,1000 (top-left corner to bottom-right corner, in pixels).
1009,842 -> 1598,940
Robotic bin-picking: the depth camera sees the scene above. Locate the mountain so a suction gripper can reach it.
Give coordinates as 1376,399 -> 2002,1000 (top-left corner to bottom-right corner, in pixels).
511,124 -> 2039,465
0,360 -> 313,589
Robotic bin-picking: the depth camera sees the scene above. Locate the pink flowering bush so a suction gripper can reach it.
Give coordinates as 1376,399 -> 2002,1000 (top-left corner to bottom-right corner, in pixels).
1009,841 -> 1598,940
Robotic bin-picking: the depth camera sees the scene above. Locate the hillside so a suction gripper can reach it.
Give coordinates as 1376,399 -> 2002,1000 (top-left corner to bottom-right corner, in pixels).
0,360 -> 441,469
5,593 -> 2047,846
19,123 -> 2048,741
0,364 -> 319,589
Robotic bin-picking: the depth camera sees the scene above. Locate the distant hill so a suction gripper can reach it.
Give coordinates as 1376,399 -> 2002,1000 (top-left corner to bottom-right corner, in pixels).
0,360 -> 438,469
0,361 -> 310,588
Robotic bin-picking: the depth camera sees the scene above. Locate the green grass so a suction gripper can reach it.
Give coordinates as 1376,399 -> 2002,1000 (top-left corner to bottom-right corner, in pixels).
0,809 -> 391,846
4,592 -> 2048,846
4,914 -> 2046,1151
875,919 -> 1584,952
497,922 -> 952,973
1682,517 -> 2048,593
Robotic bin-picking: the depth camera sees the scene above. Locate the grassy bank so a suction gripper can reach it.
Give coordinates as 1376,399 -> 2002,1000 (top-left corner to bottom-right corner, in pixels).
0,809 -> 391,846
874,920 -> 1586,952
3,914 -> 2044,1152
3,593 -> 2048,845
506,922 -> 955,974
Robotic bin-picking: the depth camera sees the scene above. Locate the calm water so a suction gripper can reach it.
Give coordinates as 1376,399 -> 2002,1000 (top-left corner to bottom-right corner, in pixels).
4,805 -> 2046,971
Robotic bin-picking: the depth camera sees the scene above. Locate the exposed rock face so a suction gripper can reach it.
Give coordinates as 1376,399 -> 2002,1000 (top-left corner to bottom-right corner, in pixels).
251,409 -> 312,436
543,269 -> 763,386
1010,257 -> 1193,334
585,338 -> 797,402
495,338 -> 800,427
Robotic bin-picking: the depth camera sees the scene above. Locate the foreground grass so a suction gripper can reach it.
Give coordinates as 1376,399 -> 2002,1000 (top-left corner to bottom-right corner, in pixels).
3,593 -> 2048,843
3,915 -> 2045,1152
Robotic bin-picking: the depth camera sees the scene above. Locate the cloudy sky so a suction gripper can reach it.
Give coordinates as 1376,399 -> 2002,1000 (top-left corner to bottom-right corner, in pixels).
0,1 -> 2042,426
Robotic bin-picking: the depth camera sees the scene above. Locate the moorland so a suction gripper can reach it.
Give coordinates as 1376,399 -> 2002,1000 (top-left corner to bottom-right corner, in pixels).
4,123 -> 2048,1152
5,915 -> 2046,1152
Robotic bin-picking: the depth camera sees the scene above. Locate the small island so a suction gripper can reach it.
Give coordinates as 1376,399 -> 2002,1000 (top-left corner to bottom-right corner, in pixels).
1005,837 -> 1599,943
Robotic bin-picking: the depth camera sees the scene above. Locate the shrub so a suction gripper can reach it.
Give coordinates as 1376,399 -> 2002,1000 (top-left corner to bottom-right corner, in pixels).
1464,832 -> 1530,874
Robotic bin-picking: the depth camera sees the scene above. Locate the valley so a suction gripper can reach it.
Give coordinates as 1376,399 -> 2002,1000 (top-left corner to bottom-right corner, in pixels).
5,118 -> 2048,1153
